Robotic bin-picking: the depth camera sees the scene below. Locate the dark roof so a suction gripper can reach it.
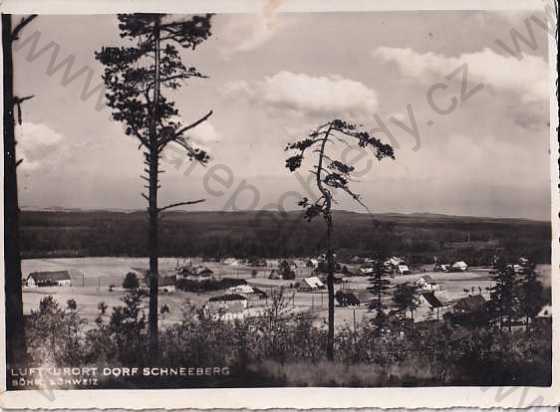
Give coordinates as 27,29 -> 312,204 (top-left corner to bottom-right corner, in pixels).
28,271 -> 71,281
455,295 -> 486,312
208,293 -> 247,302
251,287 -> 268,297
422,292 -> 443,308
421,275 -> 436,284
158,276 -> 176,287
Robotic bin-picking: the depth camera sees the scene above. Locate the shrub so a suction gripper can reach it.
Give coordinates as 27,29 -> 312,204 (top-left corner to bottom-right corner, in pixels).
122,272 -> 139,289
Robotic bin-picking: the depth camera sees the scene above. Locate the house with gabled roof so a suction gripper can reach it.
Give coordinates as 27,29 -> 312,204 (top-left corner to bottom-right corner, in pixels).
26,271 -> 72,287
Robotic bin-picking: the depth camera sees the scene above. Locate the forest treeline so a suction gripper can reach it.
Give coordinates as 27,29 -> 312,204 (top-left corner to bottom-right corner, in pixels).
20,210 -> 551,265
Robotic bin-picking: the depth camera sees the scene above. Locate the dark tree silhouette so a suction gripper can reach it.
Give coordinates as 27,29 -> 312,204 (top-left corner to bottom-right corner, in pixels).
367,258 -> 392,317
285,119 -> 394,360
122,272 -> 140,290
392,282 -> 420,321
488,258 -> 519,331
517,258 -> 544,331
95,14 -> 213,356
3,13 -> 37,370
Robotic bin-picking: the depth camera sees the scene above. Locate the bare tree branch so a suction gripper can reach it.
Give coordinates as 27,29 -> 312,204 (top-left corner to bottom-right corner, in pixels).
157,199 -> 205,213
157,110 -> 213,148
12,15 -> 37,40
13,95 -> 34,125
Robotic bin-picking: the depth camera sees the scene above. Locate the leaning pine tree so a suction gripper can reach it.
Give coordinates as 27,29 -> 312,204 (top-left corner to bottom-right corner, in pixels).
285,119 -> 394,360
96,14 -> 214,356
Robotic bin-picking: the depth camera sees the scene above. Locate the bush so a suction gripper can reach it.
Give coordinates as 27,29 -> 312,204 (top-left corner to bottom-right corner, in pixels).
22,292 -> 552,388
122,272 -> 139,289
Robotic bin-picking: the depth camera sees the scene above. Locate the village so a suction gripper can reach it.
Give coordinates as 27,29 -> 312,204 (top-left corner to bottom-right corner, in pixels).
20,255 -> 552,329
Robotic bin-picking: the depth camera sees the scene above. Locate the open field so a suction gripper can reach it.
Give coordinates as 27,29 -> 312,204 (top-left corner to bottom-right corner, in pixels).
22,257 -> 552,328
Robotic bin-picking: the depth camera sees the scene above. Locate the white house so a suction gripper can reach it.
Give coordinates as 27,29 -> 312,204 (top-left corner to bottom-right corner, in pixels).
227,284 -> 255,295
452,261 -> 468,272
416,275 -> 440,291
397,264 -> 410,275
537,305 -> 552,319
26,271 -> 72,288
360,266 -> 374,275
207,294 -> 248,310
223,257 -> 241,266
303,276 -> 325,290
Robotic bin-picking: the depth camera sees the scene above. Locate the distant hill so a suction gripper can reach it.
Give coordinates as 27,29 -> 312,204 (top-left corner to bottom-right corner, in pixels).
18,209 -> 551,264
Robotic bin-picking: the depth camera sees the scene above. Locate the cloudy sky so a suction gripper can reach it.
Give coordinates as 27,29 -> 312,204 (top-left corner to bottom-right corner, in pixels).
13,9 -> 552,220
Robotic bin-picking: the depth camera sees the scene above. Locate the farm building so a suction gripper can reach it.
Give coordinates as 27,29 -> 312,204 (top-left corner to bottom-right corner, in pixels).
207,294 -> 248,310
158,276 -> 176,293
302,276 -> 325,290
452,261 -> 468,272
537,304 -> 552,319
386,256 -> 405,267
416,275 -> 440,291
359,265 -> 374,275
223,257 -> 241,266
177,264 -> 213,281
227,284 -> 256,295
421,292 -> 444,308
26,271 -> 72,287
434,263 -> 450,272
397,264 -> 410,275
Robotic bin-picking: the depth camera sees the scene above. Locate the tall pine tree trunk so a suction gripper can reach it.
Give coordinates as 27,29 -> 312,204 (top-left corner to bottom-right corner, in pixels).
148,16 -> 161,357
3,14 -> 27,369
326,218 -> 334,361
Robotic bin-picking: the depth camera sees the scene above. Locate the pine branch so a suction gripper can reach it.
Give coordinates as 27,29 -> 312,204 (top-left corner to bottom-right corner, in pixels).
13,95 -> 34,125
158,199 -> 205,213
157,110 -> 213,149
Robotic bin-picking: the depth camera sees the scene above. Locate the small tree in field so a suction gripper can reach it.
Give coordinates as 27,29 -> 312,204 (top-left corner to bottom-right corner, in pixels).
367,258 -> 392,321
96,14 -> 214,356
489,257 -> 519,331
392,282 -> 419,321
122,272 -> 140,290
285,119 -> 395,360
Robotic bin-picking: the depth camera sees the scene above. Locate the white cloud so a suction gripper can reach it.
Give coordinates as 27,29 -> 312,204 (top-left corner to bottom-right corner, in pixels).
218,2 -> 289,59
188,121 -> 221,145
16,122 -> 66,171
372,47 -> 548,102
225,71 -> 379,117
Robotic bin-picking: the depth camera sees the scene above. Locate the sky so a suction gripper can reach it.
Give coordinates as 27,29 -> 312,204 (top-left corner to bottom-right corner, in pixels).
12,9 -> 552,220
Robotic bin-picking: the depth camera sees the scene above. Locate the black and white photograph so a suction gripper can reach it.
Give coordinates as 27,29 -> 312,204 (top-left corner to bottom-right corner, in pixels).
1,0 -> 558,408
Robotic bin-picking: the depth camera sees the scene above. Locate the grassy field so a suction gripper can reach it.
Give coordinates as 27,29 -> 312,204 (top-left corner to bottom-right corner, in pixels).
21,257 -> 551,329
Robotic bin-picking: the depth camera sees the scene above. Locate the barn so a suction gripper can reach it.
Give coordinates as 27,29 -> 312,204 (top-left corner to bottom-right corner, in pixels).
26,271 -> 72,287
158,276 -> 176,293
